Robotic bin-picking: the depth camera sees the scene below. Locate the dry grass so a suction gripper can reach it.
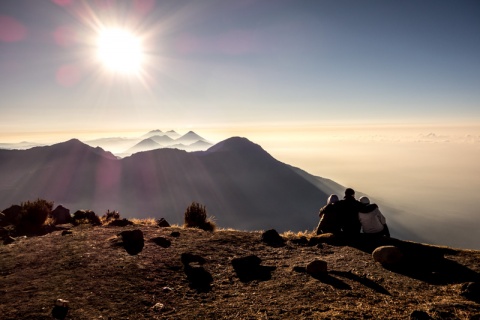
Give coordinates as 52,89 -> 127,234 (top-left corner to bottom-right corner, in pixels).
280,229 -> 316,240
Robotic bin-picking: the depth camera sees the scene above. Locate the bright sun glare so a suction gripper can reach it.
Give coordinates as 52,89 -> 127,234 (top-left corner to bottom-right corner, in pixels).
96,28 -> 144,74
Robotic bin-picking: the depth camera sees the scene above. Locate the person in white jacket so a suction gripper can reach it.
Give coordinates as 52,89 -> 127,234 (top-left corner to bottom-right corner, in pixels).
358,196 -> 390,237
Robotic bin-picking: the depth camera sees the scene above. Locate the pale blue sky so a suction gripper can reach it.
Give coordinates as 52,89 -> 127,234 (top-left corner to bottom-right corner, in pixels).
1,0 -> 480,139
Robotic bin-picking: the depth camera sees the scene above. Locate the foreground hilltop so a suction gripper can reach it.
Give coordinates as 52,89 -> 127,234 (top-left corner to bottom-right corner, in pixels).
1,224 -> 479,319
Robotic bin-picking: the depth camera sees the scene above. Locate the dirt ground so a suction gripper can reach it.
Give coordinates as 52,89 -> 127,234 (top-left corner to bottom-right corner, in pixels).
1,224 -> 479,319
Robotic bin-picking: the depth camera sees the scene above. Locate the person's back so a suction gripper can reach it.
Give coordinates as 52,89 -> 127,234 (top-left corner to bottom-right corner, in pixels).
336,188 -> 377,235
358,196 -> 389,236
316,194 -> 341,234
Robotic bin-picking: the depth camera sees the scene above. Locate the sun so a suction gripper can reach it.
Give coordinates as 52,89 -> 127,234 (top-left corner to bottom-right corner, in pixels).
96,28 -> 144,75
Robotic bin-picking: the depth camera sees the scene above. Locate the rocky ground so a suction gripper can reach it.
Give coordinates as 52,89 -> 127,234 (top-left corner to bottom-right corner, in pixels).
1,224 -> 479,319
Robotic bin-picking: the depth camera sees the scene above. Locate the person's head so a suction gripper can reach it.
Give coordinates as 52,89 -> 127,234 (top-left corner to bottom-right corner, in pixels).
359,196 -> 370,204
327,194 -> 339,205
344,188 -> 355,198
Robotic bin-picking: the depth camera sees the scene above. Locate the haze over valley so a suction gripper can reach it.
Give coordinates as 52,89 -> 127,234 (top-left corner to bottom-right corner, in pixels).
1,1 -> 480,250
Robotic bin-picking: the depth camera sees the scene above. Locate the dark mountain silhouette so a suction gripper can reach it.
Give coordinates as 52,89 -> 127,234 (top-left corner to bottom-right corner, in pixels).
0,137 -> 332,231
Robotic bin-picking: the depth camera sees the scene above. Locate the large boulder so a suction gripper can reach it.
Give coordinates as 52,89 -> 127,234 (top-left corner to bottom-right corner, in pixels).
51,205 -> 71,225
372,246 -> 404,265
2,205 -> 22,225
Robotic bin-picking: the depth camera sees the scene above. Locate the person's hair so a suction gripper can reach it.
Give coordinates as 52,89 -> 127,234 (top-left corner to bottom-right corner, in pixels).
345,188 -> 355,197
327,194 -> 339,205
359,196 -> 370,204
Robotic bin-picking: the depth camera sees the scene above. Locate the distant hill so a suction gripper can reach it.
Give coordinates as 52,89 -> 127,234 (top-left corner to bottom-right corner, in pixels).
2,130 -> 213,157
0,137 -> 331,231
126,138 -> 162,153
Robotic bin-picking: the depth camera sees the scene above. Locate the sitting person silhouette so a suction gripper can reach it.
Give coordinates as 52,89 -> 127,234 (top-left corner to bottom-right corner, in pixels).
336,188 -> 378,235
316,194 -> 341,235
358,196 -> 390,237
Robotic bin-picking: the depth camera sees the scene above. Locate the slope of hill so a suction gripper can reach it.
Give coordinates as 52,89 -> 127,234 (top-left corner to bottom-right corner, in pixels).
0,225 -> 479,319
0,137 -> 329,232
126,138 -> 163,153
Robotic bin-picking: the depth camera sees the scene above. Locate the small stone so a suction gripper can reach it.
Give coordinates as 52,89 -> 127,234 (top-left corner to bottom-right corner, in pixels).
151,237 -> 171,248
152,302 -> 165,311
306,259 -> 328,275
162,287 -> 173,293
52,299 -> 69,320
261,229 -> 285,246
61,230 -> 73,236
157,218 -> 170,227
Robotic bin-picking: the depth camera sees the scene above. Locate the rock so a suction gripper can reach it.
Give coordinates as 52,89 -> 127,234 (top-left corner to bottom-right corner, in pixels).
184,264 -> 213,291
372,246 -> 404,265
410,310 -> 431,320
108,218 -> 133,227
2,205 -> 22,225
306,259 -> 328,275
151,302 -> 165,311
460,282 -> 480,300
261,229 -> 285,247
51,205 -> 71,225
170,231 -> 180,237
151,237 -> 171,248
231,255 -> 275,282
118,229 -> 144,255
157,218 -> 170,227
52,299 -> 69,320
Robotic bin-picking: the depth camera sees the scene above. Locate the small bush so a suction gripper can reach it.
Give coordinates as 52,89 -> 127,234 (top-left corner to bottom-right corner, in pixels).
72,210 -> 101,226
102,210 -> 120,224
18,199 -> 54,230
184,202 -> 216,232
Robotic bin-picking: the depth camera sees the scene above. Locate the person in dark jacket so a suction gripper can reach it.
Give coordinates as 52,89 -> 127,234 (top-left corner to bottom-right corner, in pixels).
316,194 -> 341,235
336,188 -> 377,235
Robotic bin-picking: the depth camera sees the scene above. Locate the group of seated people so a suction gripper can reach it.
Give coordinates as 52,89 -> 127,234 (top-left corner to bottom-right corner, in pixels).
316,188 -> 390,237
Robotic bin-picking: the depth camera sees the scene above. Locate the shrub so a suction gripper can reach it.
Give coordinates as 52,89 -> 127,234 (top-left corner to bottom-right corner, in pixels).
18,198 -> 54,230
72,210 -> 101,226
102,210 -> 120,224
184,202 -> 216,232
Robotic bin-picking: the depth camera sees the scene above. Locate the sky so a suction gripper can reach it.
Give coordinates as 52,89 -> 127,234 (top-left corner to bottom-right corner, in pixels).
1,0 -> 480,137
1,0 -> 480,248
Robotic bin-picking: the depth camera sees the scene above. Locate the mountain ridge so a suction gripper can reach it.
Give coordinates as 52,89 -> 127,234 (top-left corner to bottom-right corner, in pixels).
0,137 -> 330,232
